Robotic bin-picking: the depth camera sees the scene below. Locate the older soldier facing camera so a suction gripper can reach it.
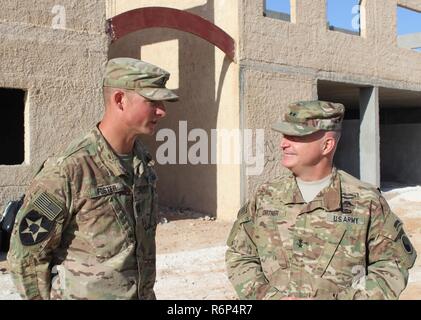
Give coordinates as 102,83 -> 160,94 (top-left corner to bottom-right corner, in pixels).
7,57 -> 178,299
226,100 -> 417,300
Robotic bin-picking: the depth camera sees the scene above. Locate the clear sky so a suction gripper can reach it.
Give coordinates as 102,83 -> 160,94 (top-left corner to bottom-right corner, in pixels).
265,0 -> 421,35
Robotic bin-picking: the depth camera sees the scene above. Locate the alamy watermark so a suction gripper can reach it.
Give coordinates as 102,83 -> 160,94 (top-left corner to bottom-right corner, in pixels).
155,121 -> 265,176
351,4 -> 361,31
351,265 -> 367,291
51,5 -> 66,29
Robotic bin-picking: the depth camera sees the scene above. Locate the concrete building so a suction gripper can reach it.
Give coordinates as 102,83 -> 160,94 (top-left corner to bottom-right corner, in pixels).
1,0 -> 421,221
107,0 -> 421,220
0,1 -> 108,214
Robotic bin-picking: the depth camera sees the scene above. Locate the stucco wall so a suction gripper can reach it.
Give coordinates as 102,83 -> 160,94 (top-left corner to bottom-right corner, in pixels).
108,0 -> 240,220
0,1 -> 108,211
240,0 -> 421,88
239,0 -> 421,201
241,68 -> 316,196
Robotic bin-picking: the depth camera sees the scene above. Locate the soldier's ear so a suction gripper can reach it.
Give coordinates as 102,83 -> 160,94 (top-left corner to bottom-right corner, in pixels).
112,90 -> 125,111
322,136 -> 336,155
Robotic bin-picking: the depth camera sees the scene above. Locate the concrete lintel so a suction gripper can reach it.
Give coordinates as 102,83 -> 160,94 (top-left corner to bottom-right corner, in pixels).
359,87 -> 380,187
239,59 -> 421,93
264,9 -> 290,22
398,0 -> 421,13
398,32 -> 421,49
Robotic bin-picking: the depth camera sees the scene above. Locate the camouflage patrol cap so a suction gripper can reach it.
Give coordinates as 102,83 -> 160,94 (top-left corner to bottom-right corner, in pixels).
271,100 -> 345,136
103,57 -> 178,102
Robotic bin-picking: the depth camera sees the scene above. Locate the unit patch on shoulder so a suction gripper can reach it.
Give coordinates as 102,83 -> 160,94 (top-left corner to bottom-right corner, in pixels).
19,210 -> 55,246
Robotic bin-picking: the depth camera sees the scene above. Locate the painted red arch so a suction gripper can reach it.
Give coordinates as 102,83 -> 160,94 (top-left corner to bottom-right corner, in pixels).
107,7 -> 235,61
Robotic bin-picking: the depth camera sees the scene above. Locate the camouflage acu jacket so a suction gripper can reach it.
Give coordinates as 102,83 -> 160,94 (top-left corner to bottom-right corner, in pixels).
7,126 -> 158,300
226,168 -> 417,300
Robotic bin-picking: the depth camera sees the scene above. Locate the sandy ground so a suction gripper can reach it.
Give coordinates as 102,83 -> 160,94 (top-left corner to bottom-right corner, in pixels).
0,214 -> 236,300
383,187 -> 421,300
1,186 -> 420,300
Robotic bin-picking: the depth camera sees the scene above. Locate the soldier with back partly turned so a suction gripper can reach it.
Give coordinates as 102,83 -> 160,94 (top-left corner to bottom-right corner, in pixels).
226,100 -> 416,300
7,57 -> 178,299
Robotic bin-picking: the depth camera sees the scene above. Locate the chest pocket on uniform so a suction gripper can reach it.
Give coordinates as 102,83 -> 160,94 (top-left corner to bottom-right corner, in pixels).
134,167 -> 157,230
315,224 -> 346,277
78,184 -> 134,261
255,209 -> 290,280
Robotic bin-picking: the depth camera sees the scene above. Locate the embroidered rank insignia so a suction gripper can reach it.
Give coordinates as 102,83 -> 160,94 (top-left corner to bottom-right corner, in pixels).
33,192 -> 63,221
19,210 -> 55,246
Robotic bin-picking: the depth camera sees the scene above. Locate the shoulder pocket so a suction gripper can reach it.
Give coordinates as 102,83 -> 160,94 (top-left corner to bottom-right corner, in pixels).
226,203 -> 251,246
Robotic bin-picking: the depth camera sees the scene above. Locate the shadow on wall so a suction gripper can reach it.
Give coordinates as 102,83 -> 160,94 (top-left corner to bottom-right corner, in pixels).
334,119 -> 360,179
108,0 -> 231,218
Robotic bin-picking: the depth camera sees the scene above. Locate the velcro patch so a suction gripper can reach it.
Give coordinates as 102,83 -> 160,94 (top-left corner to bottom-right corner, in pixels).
19,210 -> 55,246
33,192 -> 62,221
327,213 -> 365,225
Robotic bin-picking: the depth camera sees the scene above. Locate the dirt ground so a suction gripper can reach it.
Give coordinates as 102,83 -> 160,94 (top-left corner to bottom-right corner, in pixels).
1,187 -> 421,300
0,214 -> 237,300
154,217 -> 236,300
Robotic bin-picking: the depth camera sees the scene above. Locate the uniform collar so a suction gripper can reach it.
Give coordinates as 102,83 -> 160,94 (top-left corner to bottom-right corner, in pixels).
90,125 -> 126,177
91,125 -> 153,178
282,167 -> 342,213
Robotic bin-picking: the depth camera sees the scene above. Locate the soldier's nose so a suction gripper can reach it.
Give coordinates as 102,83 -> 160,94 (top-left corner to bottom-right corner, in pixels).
156,104 -> 166,118
280,137 -> 290,149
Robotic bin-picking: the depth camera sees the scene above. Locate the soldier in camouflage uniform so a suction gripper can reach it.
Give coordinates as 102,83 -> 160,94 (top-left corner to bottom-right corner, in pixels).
226,100 -> 417,300
7,58 -> 178,299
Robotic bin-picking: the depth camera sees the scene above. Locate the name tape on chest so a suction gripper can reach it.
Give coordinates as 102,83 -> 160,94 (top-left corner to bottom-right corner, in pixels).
96,183 -> 125,197
327,213 -> 365,225
263,209 -> 279,216
261,207 -> 286,217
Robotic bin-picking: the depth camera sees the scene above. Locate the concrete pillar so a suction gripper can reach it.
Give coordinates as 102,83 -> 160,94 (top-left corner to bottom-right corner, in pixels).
359,87 -> 380,187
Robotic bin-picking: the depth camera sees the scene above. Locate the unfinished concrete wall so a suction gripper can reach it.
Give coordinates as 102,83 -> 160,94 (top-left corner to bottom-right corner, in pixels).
334,120 -> 360,178
0,1 -> 108,211
107,0 -> 240,220
240,0 -> 421,199
381,123 -> 421,185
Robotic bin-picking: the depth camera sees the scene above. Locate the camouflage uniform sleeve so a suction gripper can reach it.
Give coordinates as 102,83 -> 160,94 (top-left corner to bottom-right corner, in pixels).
7,160 -> 72,300
337,194 -> 417,300
225,200 -> 285,300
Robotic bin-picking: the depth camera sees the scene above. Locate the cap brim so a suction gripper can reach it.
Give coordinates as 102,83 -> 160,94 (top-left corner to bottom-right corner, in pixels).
271,122 -> 320,136
136,88 -> 179,102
